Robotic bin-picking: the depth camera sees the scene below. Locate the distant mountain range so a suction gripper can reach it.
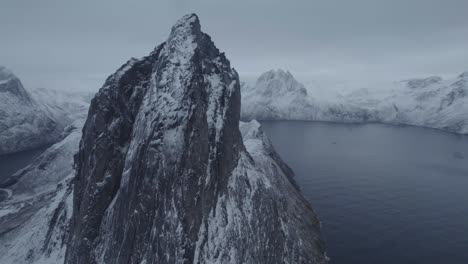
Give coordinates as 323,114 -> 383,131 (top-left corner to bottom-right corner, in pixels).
242,69 -> 468,134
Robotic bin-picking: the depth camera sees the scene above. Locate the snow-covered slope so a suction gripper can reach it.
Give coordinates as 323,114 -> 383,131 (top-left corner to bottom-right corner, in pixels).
345,72 -> 468,133
31,88 -> 93,128
66,14 -> 327,264
241,70 -> 468,133
241,70 -> 321,120
0,67 -> 62,155
0,85 -> 91,263
0,121 -> 81,264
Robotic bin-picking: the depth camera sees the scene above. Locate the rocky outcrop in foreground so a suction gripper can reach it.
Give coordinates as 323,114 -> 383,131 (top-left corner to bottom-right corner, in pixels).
66,14 -> 327,264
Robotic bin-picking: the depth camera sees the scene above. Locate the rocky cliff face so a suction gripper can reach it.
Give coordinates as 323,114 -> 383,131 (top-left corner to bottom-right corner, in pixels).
66,14 -> 327,264
0,67 -> 62,155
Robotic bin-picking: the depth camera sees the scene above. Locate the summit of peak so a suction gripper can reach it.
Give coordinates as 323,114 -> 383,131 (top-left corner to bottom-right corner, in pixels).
172,13 -> 199,29
0,66 -> 15,80
458,71 -> 468,79
169,13 -> 201,40
406,76 -> 442,89
258,69 -> 295,83
157,13 -> 208,69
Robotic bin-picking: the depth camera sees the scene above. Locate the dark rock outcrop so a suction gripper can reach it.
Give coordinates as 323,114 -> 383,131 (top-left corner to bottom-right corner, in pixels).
66,14 -> 327,264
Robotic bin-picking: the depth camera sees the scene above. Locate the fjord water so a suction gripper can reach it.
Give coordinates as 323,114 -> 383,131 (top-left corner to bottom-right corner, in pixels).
261,121 -> 468,264
0,146 -> 48,184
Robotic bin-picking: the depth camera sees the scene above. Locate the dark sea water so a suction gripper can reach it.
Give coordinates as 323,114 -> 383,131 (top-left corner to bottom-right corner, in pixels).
0,146 -> 48,185
261,121 -> 468,264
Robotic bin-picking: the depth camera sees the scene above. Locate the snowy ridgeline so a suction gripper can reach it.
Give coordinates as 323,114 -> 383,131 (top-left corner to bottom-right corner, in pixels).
241,70 -> 468,134
0,85 -> 90,263
0,14 -> 328,264
0,66 -> 93,155
0,69 -> 92,262
0,122 -> 80,264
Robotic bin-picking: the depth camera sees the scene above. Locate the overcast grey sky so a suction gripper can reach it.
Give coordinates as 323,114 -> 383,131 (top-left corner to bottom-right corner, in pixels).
1,0 -> 468,91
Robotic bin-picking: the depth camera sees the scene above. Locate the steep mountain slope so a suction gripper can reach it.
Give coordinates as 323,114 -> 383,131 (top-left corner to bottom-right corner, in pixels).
241,69 -> 321,120
0,121 -> 81,264
241,70 -> 468,133
67,14 -> 327,264
345,72 -> 468,133
31,88 -> 92,128
0,91 -> 90,263
0,67 -> 62,155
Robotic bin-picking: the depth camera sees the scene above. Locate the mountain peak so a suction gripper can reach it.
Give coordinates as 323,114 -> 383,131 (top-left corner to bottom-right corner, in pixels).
406,76 -> 442,89
67,14 -> 326,264
258,69 -> 294,82
159,14 -> 202,70
458,71 -> 468,79
256,69 -> 308,97
169,13 -> 201,42
171,13 -> 200,31
0,66 -> 14,80
0,66 -> 33,103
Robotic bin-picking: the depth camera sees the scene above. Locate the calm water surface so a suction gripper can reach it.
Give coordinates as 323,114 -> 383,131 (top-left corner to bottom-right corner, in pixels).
0,146 -> 48,185
261,121 -> 468,264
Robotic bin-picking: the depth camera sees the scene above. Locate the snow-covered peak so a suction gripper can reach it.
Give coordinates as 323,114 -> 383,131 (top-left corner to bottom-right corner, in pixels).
405,76 -> 443,89
164,13 -> 200,57
0,66 -> 14,81
458,71 -> 468,79
257,69 -> 294,83
171,13 -> 200,33
0,67 -> 63,154
66,14 -> 327,264
241,69 -> 323,121
0,66 -> 32,103
155,14 -> 201,92
0,66 -> 18,86
254,69 -> 308,97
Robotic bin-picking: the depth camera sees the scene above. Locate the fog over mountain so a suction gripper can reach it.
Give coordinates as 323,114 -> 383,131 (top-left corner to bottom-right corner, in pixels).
1,0 -> 468,92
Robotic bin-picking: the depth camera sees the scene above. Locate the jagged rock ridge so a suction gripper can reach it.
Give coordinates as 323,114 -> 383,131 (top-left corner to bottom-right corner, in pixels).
67,14 -> 327,264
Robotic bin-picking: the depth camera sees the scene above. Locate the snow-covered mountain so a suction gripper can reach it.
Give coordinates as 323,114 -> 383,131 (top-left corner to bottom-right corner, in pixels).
345,72 -> 468,133
0,67 -> 62,155
241,69 -> 322,120
0,14 -> 328,264
0,120 -> 81,263
31,88 -> 93,128
241,69 -> 468,133
0,88 -> 90,263
67,14 -> 327,264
